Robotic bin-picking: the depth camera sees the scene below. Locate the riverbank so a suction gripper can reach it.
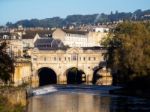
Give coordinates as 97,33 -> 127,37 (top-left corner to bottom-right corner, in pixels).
110,76 -> 150,99
110,87 -> 150,99
0,86 -> 26,112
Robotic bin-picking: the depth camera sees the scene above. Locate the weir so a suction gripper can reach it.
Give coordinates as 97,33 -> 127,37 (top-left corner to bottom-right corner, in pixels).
26,85 -> 121,97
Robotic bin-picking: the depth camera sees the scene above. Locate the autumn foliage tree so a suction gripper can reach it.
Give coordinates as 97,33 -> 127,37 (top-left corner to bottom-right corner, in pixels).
102,21 -> 150,84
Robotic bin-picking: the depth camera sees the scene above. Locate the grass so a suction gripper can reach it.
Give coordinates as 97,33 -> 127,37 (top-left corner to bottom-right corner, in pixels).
0,95 -> 25,112
0,85 -> 26,112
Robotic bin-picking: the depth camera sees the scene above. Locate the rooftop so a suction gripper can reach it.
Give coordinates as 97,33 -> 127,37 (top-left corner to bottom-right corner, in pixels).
22,30 -> 53,39
62,29 -> 88,35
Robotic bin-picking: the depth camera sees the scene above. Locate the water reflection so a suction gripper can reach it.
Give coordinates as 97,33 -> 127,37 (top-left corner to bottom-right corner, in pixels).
27,91 -> 111,112
27,91 -> 150,112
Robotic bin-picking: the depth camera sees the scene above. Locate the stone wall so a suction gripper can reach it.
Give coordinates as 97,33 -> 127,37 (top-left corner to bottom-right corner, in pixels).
14,61 -> 32,86
0,87 -> 26,106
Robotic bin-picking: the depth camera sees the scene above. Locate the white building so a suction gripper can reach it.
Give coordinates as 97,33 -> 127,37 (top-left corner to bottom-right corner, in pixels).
52,28 -> 108,47
94,27 -> 109,33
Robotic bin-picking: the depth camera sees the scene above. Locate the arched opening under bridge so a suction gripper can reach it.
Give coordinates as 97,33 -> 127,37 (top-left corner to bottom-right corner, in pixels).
38,67 -> 57,86
66,67 -> 86,84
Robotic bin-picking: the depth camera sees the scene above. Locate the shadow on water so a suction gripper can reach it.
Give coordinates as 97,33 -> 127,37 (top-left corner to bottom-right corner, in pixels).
110,96 -> 150,112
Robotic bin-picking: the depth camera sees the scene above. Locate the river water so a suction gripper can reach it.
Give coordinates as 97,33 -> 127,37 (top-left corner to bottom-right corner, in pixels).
27,85 -> 150,112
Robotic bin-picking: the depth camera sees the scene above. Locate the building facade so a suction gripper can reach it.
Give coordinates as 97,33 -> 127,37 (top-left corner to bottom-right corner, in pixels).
0,28 -> 112,86
13,61 -> 32,86
52,28 -> 108,47
31,47 -> 112,87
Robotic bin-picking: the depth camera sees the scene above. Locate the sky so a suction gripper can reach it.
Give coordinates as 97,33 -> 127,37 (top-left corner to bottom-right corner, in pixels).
0,0 -> 150,25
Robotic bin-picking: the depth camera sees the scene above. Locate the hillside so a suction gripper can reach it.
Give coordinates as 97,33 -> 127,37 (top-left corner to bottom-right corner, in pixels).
6,9 -> 150,28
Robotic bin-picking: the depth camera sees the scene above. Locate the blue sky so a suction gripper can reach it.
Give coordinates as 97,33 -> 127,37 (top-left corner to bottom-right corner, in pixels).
0,0 -> 150,25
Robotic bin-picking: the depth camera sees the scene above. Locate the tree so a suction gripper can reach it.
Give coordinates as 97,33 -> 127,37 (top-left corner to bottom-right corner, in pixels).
0,41 -> 14,84
102,21 -> 150,84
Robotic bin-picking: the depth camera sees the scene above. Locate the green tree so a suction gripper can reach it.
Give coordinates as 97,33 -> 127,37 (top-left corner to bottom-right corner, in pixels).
102,21 -> 150,84
0,41 -> 14,84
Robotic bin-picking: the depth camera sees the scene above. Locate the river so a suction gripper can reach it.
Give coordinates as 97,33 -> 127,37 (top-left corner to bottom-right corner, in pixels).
27,85 -> 150,112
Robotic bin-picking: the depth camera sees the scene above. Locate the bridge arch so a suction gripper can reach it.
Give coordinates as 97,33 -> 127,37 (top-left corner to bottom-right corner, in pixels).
38,67 -> 57,86
92,66 -> 112,85
64,67 -> 86,84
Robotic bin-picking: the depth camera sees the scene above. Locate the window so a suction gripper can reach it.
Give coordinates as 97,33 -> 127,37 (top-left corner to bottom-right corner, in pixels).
54,57 -> 56,61
64,57 -> 66,61
88,57 -> 91,61
83,57 -> 86,61
94,57 -> 96,61
44,57 -> 46,61
80,57 -> 81,61
33,58 -> 37,61
68,57 -> 70,61
72,53 -> 77,61
59,57 -> 61,61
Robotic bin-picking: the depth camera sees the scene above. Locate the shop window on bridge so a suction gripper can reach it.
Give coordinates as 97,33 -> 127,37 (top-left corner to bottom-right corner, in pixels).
33,56 -> 37,61
44,57 -> 46,61
68,57 -> 70,61
59,57 -> 61,61
79,57 -> 81,61
83,57 -> 86,61
33,58 -> 37,61
88,57 -> 91,61
72,53 -> 78,61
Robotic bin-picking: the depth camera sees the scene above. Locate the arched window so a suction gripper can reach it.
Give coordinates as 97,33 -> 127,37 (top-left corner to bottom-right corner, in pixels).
64,57 -> 66,61
68,57 -> 70,61
44,57 -> 46,61
59,57 -> 61,61
88,57 -> 91,61
83,57 -> 86,61
72,53 -> 78,61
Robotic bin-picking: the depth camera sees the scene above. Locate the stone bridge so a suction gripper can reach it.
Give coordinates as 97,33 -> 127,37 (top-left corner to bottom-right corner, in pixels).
31,47 -> 111,87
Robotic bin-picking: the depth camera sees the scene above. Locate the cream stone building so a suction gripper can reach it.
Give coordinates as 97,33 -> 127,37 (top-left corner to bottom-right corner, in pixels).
13,60 -> 32,86
0,28 -> 112,86
52,28 -> 108,47
52,28 -> 88,47
88,31 -> 108,47
5,39 -> 24,58
0,32 -> 23,58
31,47 -> 112,87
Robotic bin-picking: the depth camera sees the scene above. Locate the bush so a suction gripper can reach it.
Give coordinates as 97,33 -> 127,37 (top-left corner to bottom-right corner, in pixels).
0,95 -> 25,112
